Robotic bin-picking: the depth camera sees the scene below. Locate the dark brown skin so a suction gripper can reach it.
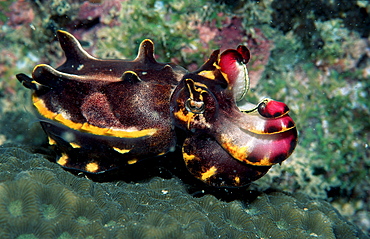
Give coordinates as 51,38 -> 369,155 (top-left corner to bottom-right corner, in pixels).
17,31 -> 186,173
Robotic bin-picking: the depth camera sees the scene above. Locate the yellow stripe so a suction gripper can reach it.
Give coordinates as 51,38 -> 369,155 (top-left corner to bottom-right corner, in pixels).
32,94 -> 157,138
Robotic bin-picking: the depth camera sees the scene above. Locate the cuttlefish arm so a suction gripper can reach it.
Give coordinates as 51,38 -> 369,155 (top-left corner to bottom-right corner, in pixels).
215,99 -> 298,166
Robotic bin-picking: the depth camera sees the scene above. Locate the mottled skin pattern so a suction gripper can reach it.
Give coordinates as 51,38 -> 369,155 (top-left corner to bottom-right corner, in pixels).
17,30 -> 297,187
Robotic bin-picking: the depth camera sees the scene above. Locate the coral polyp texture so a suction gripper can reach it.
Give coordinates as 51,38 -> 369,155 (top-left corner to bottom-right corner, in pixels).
16,30 -> 297,187
0,146 -> 367,238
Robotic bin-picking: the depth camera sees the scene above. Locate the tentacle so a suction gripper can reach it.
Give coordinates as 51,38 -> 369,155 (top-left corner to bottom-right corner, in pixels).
213,99 -> 297,166
215,122 -> 297,166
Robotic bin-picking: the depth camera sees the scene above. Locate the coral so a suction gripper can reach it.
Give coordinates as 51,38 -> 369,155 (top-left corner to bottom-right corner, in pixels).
0,145 -> 367,238
76,0 -> 123,26
270,0 -> 370,62
6,0 -> 35,29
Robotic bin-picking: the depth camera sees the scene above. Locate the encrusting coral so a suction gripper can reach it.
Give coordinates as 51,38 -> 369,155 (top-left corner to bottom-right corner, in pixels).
0,145 -> 367,239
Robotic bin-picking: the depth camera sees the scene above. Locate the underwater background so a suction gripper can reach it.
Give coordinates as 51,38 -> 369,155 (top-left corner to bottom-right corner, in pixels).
0,0 -> 369,238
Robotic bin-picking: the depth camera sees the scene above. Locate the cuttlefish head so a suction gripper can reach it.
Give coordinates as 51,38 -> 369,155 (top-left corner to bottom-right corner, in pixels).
170,45 -> 298,187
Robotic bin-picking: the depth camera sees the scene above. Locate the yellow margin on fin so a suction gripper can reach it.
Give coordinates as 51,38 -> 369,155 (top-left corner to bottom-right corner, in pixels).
32,94 -> 157,138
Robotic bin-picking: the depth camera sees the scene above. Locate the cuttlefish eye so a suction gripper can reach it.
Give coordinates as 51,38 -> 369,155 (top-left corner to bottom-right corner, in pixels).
170,77 -> 219,132
185,98 -> 205,114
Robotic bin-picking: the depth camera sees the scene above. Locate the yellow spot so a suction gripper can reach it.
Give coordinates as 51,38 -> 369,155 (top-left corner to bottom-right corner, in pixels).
234,176 -> 240,185
57,153 -> 68,166
201,166 -> 217,181
48,137 -> 56,145
182,152 -> 196,163
113,147 -> 131,154
32,94 -> 157,138
85,162 -> 99,173
127,158 -> 138,165
70,142 -> 81,148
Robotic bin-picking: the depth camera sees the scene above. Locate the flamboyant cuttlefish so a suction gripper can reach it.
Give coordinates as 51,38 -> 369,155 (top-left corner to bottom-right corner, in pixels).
17,30 -> 297,187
